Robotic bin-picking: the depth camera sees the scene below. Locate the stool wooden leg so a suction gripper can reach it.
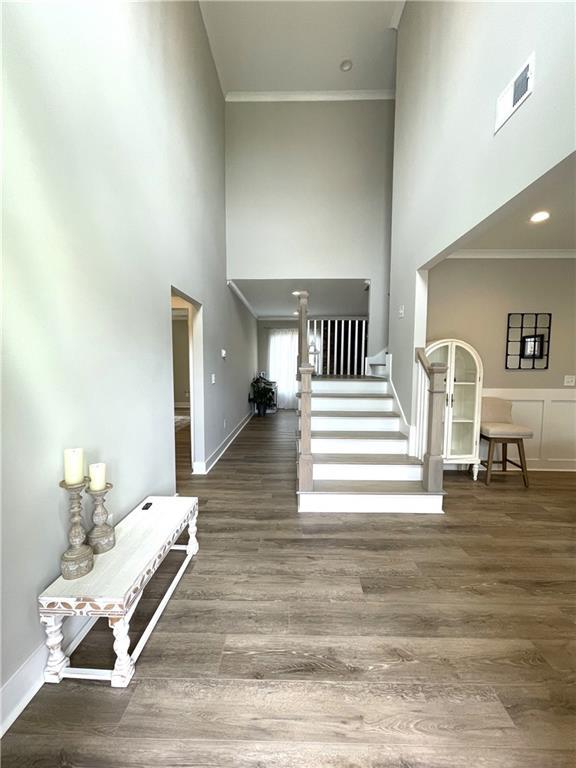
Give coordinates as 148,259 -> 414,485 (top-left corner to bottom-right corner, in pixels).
502,442 -> 507,472
518,439 -> 529,488
485,439 -> 496,485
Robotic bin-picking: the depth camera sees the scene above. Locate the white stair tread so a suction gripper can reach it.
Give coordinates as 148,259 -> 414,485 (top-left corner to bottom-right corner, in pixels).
311,410 -> 400,419
312,453 -> 422,465
310,480 -> 436,495
314,375 -> 387,381
307,430 -> 407,440
301,392 -> 394,399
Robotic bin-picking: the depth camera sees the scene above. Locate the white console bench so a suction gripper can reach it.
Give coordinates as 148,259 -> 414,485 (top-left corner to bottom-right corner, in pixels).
38,495 -> 198,687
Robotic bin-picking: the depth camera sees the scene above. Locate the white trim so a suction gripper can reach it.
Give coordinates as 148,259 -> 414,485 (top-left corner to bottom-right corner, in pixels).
0,616 -> 97,736
193,411 -> 253,475
390,1 -> 406,29
225,90 -> 395,103
227,280 -> 258,318
298,491 -> 443,514
481,387 -> 576,471
448,249 -> 576,260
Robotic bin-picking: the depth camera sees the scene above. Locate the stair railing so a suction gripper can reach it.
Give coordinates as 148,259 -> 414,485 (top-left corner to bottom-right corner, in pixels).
298,363 -> 314,492
296,290 -> 314,492
415,348 -> 448,493
296,291 -> 309,375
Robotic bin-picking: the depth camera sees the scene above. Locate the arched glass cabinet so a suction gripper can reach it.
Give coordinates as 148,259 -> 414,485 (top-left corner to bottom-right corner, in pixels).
425,339 -> 484,480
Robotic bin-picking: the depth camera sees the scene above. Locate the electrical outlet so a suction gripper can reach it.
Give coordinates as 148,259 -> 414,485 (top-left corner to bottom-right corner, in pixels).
211,373 -> 216,385
398,305 -> 405,319
564,375 -> 576,387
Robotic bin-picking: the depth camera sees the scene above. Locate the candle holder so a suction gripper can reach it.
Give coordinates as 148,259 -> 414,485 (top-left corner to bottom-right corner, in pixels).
59,478 -> 94,580
87,483 -> 115,554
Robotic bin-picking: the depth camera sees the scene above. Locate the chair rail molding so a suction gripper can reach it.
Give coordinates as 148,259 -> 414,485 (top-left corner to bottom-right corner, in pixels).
480,388 -> 576,471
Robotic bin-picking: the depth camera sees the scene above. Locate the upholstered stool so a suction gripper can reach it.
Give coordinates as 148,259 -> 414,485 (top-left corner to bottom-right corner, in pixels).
480,397 -> 533,487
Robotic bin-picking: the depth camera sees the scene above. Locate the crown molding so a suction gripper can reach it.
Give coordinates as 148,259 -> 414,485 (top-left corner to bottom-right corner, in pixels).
390,1 -> 406,30
227,280 -> 259,318
447,249 -> 576,260
225,90 -> 395,103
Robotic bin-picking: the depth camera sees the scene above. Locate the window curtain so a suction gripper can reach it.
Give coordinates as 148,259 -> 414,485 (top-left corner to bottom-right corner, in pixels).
268,329 -> 299,409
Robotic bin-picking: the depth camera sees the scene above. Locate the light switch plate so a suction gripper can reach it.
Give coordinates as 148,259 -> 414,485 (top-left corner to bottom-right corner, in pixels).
211,373 -> 216,385
398,305 -> 405,319
564,375 -> 576,387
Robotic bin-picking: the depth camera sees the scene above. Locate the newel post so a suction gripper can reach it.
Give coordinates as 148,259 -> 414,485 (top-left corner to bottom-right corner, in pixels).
422,362 -> 448,493
298,363 -> 314,492
297,291 -> 309,374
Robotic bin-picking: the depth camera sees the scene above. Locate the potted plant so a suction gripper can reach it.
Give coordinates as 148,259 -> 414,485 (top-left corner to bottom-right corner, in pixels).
249,375 -> 275,416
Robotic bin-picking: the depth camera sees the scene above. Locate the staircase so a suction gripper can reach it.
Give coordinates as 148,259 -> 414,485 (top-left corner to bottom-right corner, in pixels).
297,373 -> 444,513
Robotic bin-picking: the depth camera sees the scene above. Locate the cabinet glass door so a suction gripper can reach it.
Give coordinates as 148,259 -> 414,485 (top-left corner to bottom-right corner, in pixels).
427,344 -> 450,454
449,345 -> 477,457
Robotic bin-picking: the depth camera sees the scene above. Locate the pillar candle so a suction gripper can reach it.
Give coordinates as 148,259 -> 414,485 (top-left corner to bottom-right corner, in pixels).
88,463 -> 106,491
63,448 -> 84,485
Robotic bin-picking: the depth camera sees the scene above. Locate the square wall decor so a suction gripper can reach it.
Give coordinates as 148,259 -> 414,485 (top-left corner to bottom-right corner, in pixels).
506,313 -> 551,370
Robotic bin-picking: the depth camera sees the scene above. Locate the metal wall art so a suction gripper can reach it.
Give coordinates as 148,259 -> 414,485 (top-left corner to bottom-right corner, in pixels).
506,313 -> 551,370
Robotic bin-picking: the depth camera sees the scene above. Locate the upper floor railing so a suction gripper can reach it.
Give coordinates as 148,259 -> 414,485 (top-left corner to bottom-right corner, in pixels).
307,318 -> 368,376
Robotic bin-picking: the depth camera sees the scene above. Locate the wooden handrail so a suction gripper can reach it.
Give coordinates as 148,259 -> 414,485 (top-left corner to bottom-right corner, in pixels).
415,347 -> 448,378
415,347 -> 447,493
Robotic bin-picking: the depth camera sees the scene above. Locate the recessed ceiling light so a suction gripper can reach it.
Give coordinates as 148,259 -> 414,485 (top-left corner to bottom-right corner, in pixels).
530,210 -> 550,223
340,59 -> 353,72
292,311 -> 299,316
291,291 -> 301,296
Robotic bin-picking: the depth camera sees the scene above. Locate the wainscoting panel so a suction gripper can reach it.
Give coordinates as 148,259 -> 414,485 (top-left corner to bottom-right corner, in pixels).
482,388 -> 576,470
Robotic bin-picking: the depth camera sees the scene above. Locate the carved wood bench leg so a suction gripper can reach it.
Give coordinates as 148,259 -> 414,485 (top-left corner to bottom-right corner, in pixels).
40,615 -> 70,683
187,505 -> 199,557
109,616 -> 135,687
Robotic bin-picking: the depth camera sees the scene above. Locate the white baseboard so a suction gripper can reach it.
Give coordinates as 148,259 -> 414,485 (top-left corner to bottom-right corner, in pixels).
1,616 -> 97,737
192,411 -> 253,475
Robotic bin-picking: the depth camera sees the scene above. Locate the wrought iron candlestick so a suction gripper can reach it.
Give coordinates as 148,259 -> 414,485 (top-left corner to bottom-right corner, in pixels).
60,478 -> 94,580
87,483 -> 115,554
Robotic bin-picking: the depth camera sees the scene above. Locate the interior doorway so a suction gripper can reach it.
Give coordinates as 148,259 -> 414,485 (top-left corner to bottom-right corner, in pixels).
171,291 -> 204,480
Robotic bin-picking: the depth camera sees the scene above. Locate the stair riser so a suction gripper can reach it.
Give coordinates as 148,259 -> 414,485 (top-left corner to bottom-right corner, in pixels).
309,438 -> 408,454
312,381 -> 388,394
298,493 -> 444,513
309,416 -> 400,431
313,464 -> 423,481
309,397 -> 395,412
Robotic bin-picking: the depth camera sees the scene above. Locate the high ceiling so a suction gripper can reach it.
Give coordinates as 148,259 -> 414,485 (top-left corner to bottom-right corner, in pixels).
231,278 -> 370,318
199,1 -> 404,98
456,152 -> 576,253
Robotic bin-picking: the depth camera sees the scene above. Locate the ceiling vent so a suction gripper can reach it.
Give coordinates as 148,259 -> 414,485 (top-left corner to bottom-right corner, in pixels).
494,52 -> 535,134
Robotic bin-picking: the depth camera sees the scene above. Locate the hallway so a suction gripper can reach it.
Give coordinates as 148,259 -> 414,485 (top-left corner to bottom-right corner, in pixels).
3,411 -> 576,766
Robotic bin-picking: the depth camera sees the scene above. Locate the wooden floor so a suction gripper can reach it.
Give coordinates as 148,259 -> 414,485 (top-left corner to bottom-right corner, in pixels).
3,411 -> 576,767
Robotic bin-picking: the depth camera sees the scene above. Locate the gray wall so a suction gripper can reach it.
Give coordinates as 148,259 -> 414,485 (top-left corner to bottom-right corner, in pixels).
427,258 -> 576,388
389,1 -> 576,418
2,2 -> 256,685
226,100 -> 394,355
